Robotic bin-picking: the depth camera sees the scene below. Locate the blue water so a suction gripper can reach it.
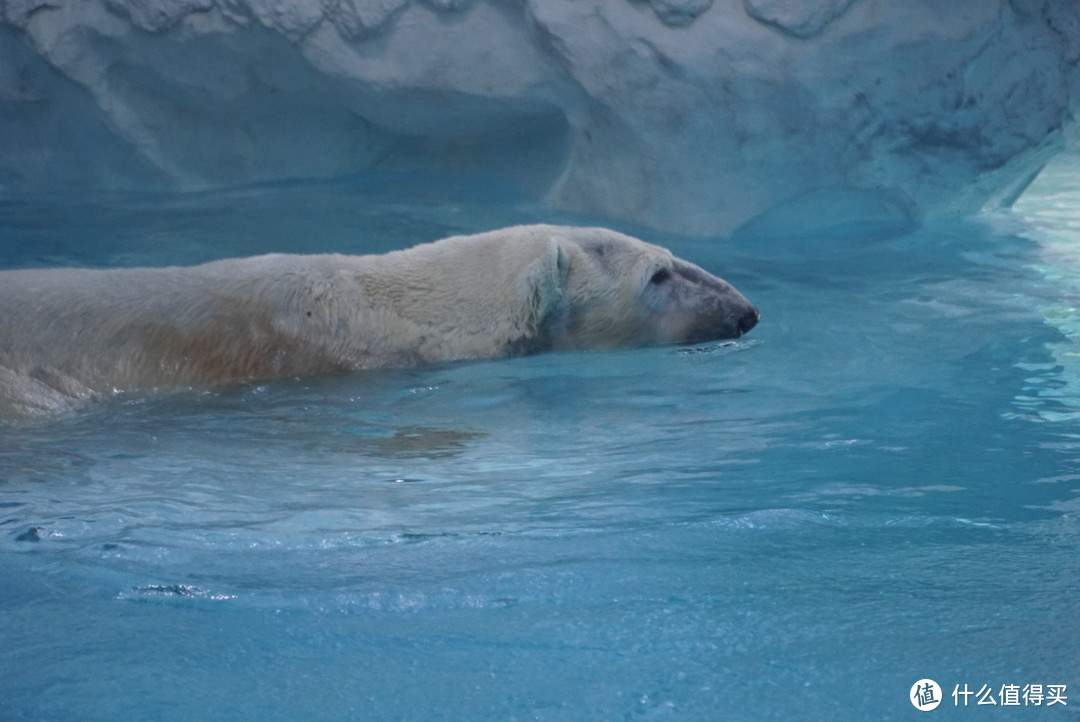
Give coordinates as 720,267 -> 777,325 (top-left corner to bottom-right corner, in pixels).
2,166 -> 1079,720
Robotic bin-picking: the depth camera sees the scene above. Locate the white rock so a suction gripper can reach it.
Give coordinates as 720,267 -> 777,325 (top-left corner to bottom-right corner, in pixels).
741,0 -> 856,39
0,0 -> 1076,235
648,0 -> 714,28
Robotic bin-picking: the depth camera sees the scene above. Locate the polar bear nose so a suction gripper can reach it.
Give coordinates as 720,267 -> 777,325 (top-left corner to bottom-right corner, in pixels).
737,307 -> 760,337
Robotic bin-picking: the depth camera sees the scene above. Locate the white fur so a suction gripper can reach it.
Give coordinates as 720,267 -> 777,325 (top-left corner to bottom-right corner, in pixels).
0,224 -> 757,418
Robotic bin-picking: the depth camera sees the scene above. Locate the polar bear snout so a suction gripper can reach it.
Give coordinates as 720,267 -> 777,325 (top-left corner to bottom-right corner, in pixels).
714,278 -> 761,339
684,292 -> 759,343
737,306 -> 761,336
652,258 -> 759,344
722,299 -> 760,339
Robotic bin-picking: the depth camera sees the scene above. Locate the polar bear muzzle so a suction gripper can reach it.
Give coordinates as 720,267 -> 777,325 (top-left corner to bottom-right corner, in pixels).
650,258 -> 760,344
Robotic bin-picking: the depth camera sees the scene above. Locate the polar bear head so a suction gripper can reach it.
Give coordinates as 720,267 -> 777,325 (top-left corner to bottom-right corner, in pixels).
529,226 -> 759,351
375,224 -> 758,363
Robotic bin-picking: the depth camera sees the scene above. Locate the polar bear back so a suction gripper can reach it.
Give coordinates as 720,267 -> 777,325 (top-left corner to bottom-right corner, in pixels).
0,255 -> 371,391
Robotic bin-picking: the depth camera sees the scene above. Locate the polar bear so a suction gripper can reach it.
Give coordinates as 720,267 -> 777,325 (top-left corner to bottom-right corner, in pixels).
0,224 -> 758,417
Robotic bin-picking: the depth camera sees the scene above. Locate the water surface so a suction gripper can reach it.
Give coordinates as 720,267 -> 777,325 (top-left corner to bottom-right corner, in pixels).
2,169 -> 1079,719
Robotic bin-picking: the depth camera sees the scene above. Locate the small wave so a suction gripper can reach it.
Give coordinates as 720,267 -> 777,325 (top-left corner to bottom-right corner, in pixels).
672,338 -> 760,357
120,583 -> 237,603
710,508 -> 842,530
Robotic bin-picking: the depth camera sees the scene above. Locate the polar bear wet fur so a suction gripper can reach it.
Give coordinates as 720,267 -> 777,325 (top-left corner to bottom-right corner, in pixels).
0,225 -> 758,414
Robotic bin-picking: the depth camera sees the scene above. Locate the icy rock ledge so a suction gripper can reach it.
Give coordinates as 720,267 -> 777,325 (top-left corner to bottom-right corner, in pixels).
1,0 -> 1078,236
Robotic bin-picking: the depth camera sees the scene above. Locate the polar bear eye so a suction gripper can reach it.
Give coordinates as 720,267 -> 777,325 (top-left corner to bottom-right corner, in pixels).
649,268 -> 672,285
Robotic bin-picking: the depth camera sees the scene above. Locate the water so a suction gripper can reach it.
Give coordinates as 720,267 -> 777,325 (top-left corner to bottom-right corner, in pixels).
2,166 -> 1079,720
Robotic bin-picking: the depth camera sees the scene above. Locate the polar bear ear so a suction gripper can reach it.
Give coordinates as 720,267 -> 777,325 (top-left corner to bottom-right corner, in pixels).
517,237 -> 567,339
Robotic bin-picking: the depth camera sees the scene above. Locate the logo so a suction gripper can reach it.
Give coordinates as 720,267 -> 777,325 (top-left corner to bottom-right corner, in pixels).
911,679 -> 943,711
